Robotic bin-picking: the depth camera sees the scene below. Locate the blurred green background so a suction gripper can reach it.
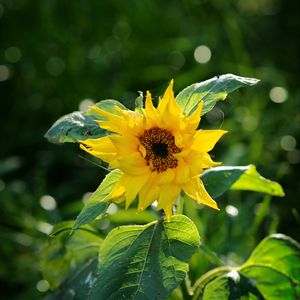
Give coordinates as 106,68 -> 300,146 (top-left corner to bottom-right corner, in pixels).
0,0 -> 299,299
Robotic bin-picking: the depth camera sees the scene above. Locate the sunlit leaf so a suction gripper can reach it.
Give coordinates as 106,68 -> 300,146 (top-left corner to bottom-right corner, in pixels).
73,169 -> 123,230
231,165 -> 285,196
201,165 -> 284,198
40,222 -> 102,290
240,233 -> 300,299
45,99 -> 125,143
192,234 -> 300,300
89,215 -> 200,300
176,74 -> 259,115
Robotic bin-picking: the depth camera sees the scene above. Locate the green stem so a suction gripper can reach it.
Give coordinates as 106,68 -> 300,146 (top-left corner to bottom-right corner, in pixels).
176,194 -> 185,215
180,274 -> 193,300
199,244 -> 224,267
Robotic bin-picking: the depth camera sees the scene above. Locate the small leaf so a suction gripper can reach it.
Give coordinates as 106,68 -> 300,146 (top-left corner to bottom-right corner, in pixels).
73,169 -> 123,230
45,99 -> 126,144
40,222 -> 102,290
201,165 -> 284,198
89,215 -> 200,300
176,74 -> 259,115
44,112 -> 107,143
135,91 -> 144,113
231,165 -> 285,197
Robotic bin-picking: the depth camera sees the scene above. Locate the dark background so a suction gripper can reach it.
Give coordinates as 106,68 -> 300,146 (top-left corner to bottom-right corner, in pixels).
0,0 -> 299,299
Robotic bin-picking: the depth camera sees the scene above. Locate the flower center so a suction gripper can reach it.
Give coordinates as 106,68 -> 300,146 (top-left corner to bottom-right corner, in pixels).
139,127 -> 181,172
151,143 -> 168,158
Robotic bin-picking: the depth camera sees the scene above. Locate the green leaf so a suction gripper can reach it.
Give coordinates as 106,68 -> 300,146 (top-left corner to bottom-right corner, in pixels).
201,166 -> 248,198
176,74 -> 259,115
44,112 -> 107,143
201,165 -> 284,198
240,234 -> 300,299
231,165 -> 285,196
40,222 -> 102,290
192,234 -> 300,300
73,169 -> 123,230
45,99 -> 126,144
89,215 -> 200,300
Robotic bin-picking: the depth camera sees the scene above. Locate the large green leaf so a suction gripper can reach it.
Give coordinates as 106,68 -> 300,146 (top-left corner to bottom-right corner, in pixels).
239,234 -> 300,299
176,74 -> 259,115
192,234 -> 300,300
45,99 -> 125,143
89,215 -> 200,300
73,169 -> 123,230
40,222 -> 102,290
201,165 -> 284,198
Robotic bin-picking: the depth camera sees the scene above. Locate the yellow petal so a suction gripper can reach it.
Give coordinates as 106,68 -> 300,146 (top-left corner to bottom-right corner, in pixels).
175,160 -> 190,185
181,177 -> 219,210
183,151 -> 204,176
110,135 -> 139,155
138,173 -> 160,211
118,151 -> 149,175
157,183 -> 181,220
157,168 -> 175,185
184,101 -> 203,132
92,106 -> 128,134
157,80 -> 181,116
122,172 -> 150,209
145,91 -> 158,119
80,136 -> 117,162
200,153 -> 222,169
191,130 -> 227,153
102,180 -> 125,202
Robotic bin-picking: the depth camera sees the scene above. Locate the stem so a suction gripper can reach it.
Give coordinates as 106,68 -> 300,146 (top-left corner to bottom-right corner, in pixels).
199,244 -> 224,267
176,194 -> 185,215
180,274 -> 193,300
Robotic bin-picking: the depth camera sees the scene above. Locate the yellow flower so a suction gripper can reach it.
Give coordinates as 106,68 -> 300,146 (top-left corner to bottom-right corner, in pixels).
80,80 -> 227,219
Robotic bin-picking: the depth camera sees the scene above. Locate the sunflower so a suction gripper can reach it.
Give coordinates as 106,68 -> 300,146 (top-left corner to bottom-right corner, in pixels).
80,80 -> 227,219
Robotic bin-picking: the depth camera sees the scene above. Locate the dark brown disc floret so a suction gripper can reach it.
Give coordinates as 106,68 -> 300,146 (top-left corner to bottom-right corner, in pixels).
139,127 -> 181,172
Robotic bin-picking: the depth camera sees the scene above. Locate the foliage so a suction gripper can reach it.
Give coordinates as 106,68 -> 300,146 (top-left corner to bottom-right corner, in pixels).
0,1 -> 299,299
36,75 -> 300,299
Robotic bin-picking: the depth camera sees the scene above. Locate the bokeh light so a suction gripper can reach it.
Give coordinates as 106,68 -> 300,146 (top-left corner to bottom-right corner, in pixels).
39,195 -> 57,211
0,65 -> 10,81
36,280 -> 50,292
79,99 -> 95,112
194,45 -> 211,64
5,46 -> 22,63
280,135 -> 296,151
269,86 -> 288,103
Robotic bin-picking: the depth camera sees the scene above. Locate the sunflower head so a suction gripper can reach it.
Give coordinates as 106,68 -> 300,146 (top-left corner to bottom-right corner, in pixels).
80,80 -> 227,219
